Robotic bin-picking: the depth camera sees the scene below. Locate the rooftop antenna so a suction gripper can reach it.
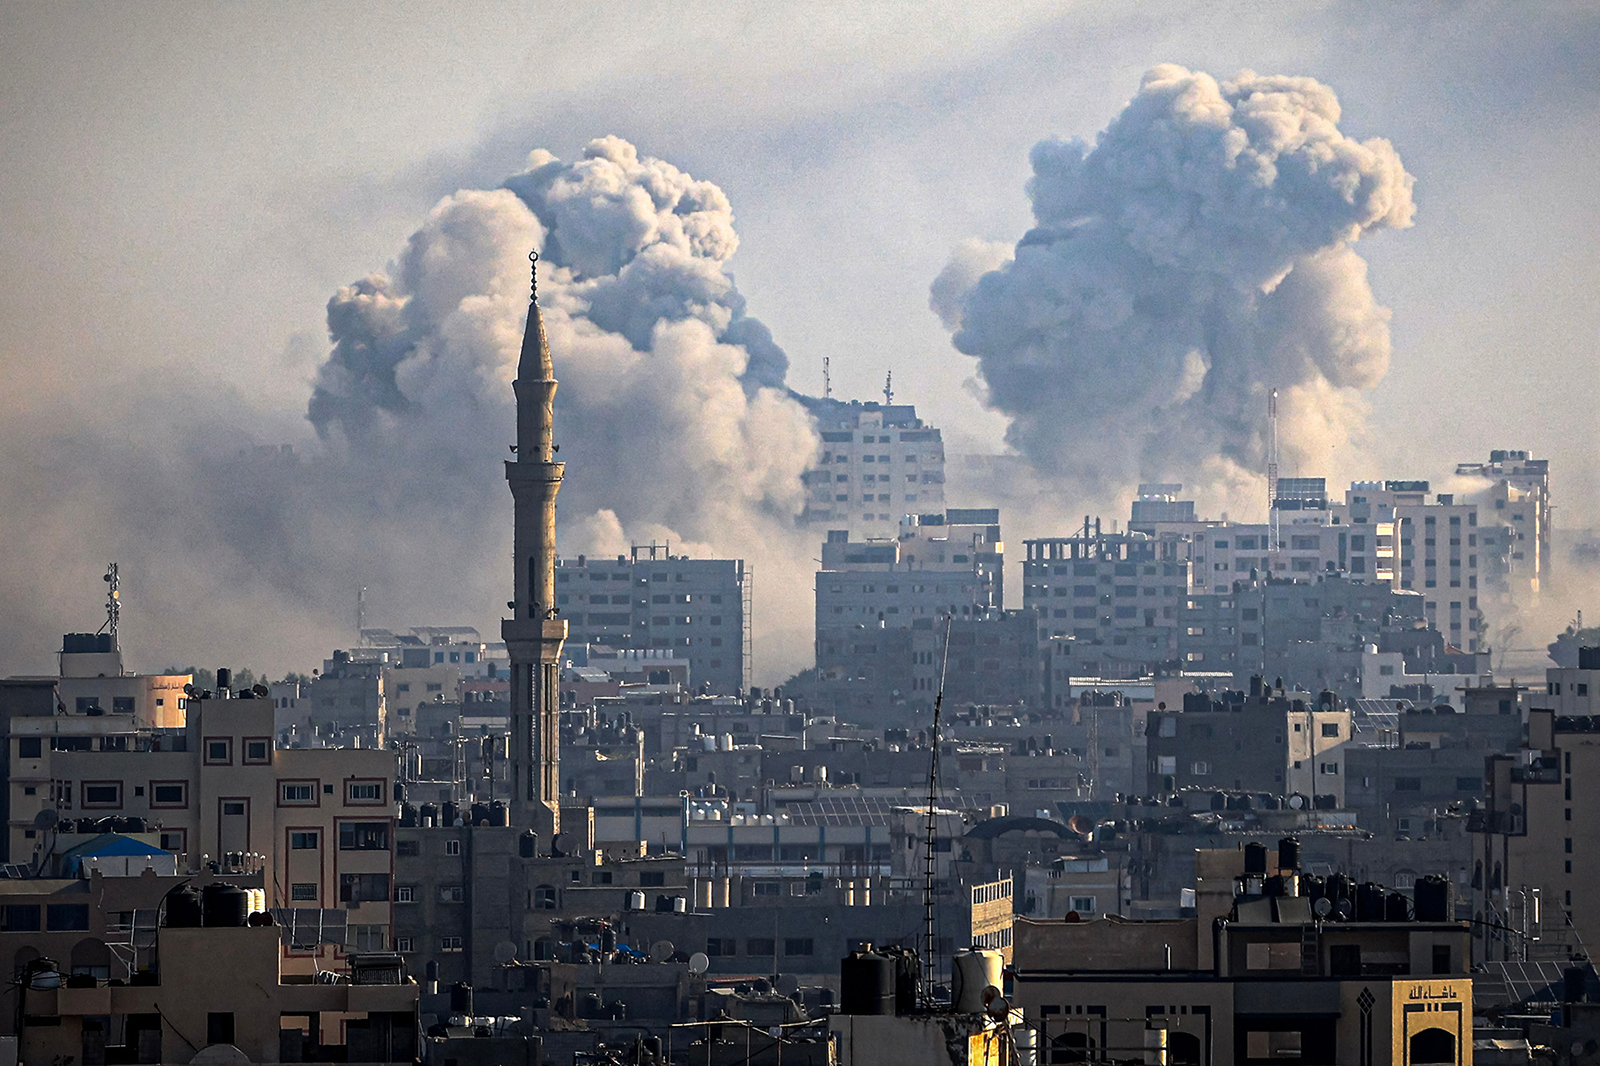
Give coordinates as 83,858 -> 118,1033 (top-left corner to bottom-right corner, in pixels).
922,613 -> 953,1005
823,357 -> 831,399
884,370 -> 894,406
97,563 -> 119,638
356,585 -> 367,643
1267,388 -> 1280,555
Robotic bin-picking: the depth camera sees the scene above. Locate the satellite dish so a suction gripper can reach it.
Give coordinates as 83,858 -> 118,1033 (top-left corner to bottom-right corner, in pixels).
492,940 -> 518,965
33,809 -> 58,832
251,683 -> 269,698
1287,794 -> 1306,810
1334,898 -> 1355,921
776,974 -> 799,996
984,988 -> 1010,1021
650,940 -> 675,963
183,684 -> 196,697
688,952 -> 710,976
1313,897 -> 1333,918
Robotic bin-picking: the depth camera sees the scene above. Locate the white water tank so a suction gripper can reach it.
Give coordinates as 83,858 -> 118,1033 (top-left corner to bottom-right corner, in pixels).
627,891 -> 646,911
951,949 -> 1003,1013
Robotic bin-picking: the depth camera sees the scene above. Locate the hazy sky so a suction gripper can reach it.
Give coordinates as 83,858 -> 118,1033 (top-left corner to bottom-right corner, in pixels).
1,2 -> 1596,675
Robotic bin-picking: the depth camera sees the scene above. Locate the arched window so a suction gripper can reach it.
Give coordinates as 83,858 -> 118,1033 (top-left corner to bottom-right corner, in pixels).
534,884 -> 558,910
1050,1032 -> 1090,1064
1409,1027 -> 1455,1064
1169,1031 -> 1202,1066
70,937 -> 111,980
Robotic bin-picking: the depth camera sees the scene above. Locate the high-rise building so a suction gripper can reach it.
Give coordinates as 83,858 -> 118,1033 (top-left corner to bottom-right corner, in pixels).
502,254 -> 565,838
798,398 -> 945,540
1455,449 -> 1550,597
555,545 -> 749,695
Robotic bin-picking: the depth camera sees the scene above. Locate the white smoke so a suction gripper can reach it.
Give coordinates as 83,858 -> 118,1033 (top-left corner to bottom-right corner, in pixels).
308,137 -> 820,683
937,65 -> 1416,519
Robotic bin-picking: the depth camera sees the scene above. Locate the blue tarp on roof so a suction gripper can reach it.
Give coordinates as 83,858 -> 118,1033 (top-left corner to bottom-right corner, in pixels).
60,834 -> 173,875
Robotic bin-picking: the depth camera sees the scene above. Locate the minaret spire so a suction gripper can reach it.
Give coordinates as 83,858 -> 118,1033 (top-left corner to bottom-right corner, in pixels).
504,246 -> 565,839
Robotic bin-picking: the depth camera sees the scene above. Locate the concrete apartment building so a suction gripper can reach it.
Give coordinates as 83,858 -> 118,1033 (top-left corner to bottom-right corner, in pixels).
1455,448 -> 1550,597
1145,682 -> 1353,804
798,397 -> 946,539
7,688 -> 398,970
1473,649 -> 1600,963
555,545 -> 749,694
1022,527 -> 1189,673
1010,844 -> 1473,1066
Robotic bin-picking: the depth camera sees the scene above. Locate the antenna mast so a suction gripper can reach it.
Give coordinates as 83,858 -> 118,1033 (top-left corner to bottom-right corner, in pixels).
97,563 -> 119,638
823,357 -> 831,399
884,370 -> 894,406
1267,389 -> 1280,556
922,614 -> 953,1003
357,585 -> 367,643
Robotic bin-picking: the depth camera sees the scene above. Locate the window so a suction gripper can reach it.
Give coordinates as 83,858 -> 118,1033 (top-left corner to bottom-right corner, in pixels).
439,936 -> 463,952
82,782 -> 121,808
437,885 -> 465,903
445,839 -> 461,856
1070,896 -> 1097,914
47,904 -> 89,931
397,840 -> 419,857
290,831 -> 319,850
396,936 -> 414,953
534,885 -> 557,909
17,737 -> 40,759
1320,763 -> 1339,775
1320,723 -> 1340,738
338,822 -> 389,851
1,905 -> 40,931
394,885 -> 415,902
1191,761 -> 1210,776
348,924 -> 388,951
339,873 -> 390,904
291,883 -> 317,901
222,801 -> 245,816
204,738 -> 231,764
747,938 -> 775,956
280,782 -> 315,804
207,1013 -> 235,1047
706,938 -> 737,957
152,782 -> 186,807
784,938 -> 814,957
243,739 -> 270,764
346,780 -> 383,804
638,871 -> 666,888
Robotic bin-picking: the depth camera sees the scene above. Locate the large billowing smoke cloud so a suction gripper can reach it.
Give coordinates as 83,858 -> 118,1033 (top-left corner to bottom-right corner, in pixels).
0,137 -> 819,684
936,65 -> 1416,518
304,136 -> 820,678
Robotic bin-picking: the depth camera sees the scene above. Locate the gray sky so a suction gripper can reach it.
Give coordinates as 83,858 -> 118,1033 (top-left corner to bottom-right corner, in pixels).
2,1 -> 1597,675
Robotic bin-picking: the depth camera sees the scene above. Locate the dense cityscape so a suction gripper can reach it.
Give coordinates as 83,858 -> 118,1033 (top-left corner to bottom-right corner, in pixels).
3,7 -> 1598,1066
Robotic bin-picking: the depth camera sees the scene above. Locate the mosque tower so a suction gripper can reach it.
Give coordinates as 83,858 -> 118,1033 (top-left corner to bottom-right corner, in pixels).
503,250 -> 564,838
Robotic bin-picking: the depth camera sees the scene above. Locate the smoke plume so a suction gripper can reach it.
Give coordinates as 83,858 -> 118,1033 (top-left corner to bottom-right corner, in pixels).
0,137 -> 820,684
936,65 -> 1416,516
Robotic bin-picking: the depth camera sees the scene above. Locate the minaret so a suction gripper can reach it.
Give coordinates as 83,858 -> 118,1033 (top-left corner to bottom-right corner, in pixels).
503,250 -> 565,838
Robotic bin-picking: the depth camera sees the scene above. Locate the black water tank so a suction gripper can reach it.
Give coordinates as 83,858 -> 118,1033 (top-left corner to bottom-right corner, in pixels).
1355,883 -> 1386,922
216,668 -> 232,693
1414,875 -> 1452,922
399,805 -> 418,828
880,946 -> 920,1015
441,801 -> 459,826
1326,873 -> 1352,906
519,830 -> 538,858
1300,874 -> 1325,902
165,886 -> 203,928
1278,837 -> 1300,872
840,947 -> 895,1016
1565,967 -> 1588,1003
1244,842 -> 1268,874
654,894 -> 673,912
420,803 -> 438,826
449,982 -> 474,1016
1578,647 -> 1600,671
202,884 -> 249,927
1385,892 -> 1410,922
1264,875 -> 1288,898
601,926 -> 617,954
490,801 -> 509,827
470,803 -> 490,826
